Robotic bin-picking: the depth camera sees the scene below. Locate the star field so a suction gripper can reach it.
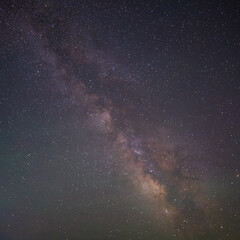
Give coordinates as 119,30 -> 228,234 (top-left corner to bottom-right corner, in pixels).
0,1 -> 240,239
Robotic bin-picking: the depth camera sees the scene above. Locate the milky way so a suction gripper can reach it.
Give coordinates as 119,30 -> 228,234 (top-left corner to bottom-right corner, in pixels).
0,1 -> 240,239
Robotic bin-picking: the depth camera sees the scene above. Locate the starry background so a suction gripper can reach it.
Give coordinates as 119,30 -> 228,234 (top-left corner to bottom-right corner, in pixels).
0,0 -> 240,239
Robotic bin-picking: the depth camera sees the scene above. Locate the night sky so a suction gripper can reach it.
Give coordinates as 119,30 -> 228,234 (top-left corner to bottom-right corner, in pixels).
0,1 -> 240,239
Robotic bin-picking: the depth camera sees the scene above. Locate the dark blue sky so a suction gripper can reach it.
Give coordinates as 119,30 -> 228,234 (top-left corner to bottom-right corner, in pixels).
0,1 -> 239,239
